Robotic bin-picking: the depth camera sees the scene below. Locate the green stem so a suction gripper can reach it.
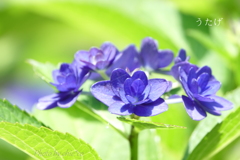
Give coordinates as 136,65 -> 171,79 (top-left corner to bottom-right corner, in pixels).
96,70 -> 109,80
129,115 -> 140,160
75,101 -> 128,139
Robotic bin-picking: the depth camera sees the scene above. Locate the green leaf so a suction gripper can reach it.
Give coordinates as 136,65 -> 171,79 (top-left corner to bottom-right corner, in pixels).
186,107 -> 240,160
0,139 -> 29,160
33,103 -> 162,160
0,122 -> 101,160
183,88 -> 240,159
0,99 -> 46,128
27,59 -> 56,84
117,117 -> 186,132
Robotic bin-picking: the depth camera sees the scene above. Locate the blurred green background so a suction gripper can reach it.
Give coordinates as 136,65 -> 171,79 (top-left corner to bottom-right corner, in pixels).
0,0 -> 239,160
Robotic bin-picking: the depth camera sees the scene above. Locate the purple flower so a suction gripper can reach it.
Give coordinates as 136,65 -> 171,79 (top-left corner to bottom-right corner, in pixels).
74,42 -> 118,71
106,45 -> 141,75
139,37 -> 174,71
91,68 -> 171,117
172,63 -> 233,120
174,49 -> 189,64
106,37 -> 174,75
171,49 -> 197,81
36,63 -> 89,110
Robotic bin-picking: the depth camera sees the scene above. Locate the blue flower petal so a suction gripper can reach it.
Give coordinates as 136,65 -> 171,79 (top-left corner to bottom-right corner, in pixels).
189,79 -> 199,94
178,49 -> 187,61
133,98 -> 168,117
57,91 -> 81,108
197,73 -> 210,91
182,95 -> 207,121
202,95 -> 233,111
108,102 -> 134,116
196,66 -> 212,77
187,67 -> 197,84
106,45 -> 140,75
180,75 -> 193,99
37,101 -> 58,110
131,79 -> 146,96
157,50 -> 174,68
201,80 -> 221,96
171,62 -> 198,80
100,42 -> 118,65
147,79 -> 168,101
91,80 -> 121,106
124,78 -> 134,96
37,93 -> 61,110
140,37 -> 159,70
194,94 -> 215,102
110,68 -> 130,96
132,71 -> 148,86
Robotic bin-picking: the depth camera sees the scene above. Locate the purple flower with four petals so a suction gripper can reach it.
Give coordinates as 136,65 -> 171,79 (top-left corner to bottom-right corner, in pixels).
74,42 -> 118,71
37,63 -> 89,110
171,59 -> 233,120
91,68 -> 171,117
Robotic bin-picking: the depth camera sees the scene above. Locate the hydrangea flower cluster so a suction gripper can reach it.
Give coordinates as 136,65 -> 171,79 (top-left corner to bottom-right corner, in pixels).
36,37 -> 233,120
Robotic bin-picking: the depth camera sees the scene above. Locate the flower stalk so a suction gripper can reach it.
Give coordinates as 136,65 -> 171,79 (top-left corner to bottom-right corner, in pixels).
96,70 -> 109,80
129,115 -> 140,160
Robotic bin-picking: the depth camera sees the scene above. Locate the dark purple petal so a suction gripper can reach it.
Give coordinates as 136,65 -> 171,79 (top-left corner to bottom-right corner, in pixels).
59,63 -> 72,73
52,75 -> 77,92
171,62 -> 198,80
201,80 -> 221,96
194,94 -> 215,102
132,71 -> 148,86
157,50 -> 174,68
189,79 -> 198,94
110,68 -> 130,96
133,98 -> 168,117
91,80 -> 121,106
108,102 -> 134,116
204,95 -> 233,111
180,75 -> 193,99
141,85 -> 151,100
182,95 -> 207,121
89,47 -> 102,56
131,79 -> 145,96
78,60 -> 96,70
118,88 -> 129,104
75,50 -> 90,63
178,49 -> 187,61
124,78 -> 134,96
37,93 -> 62,110
37,100 -> 58,110
100,42 -> 118,64
147,79 -> 168,101
140,37 -> 159,70
106,45 -> 141,75
187,67 -> 197,84
57,91 -> 81,108
197,73 -> 210,90
201,107 -> 221,116
196,66 -> 212,77
38,93 -> 61,102
126,95 -> 137,104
